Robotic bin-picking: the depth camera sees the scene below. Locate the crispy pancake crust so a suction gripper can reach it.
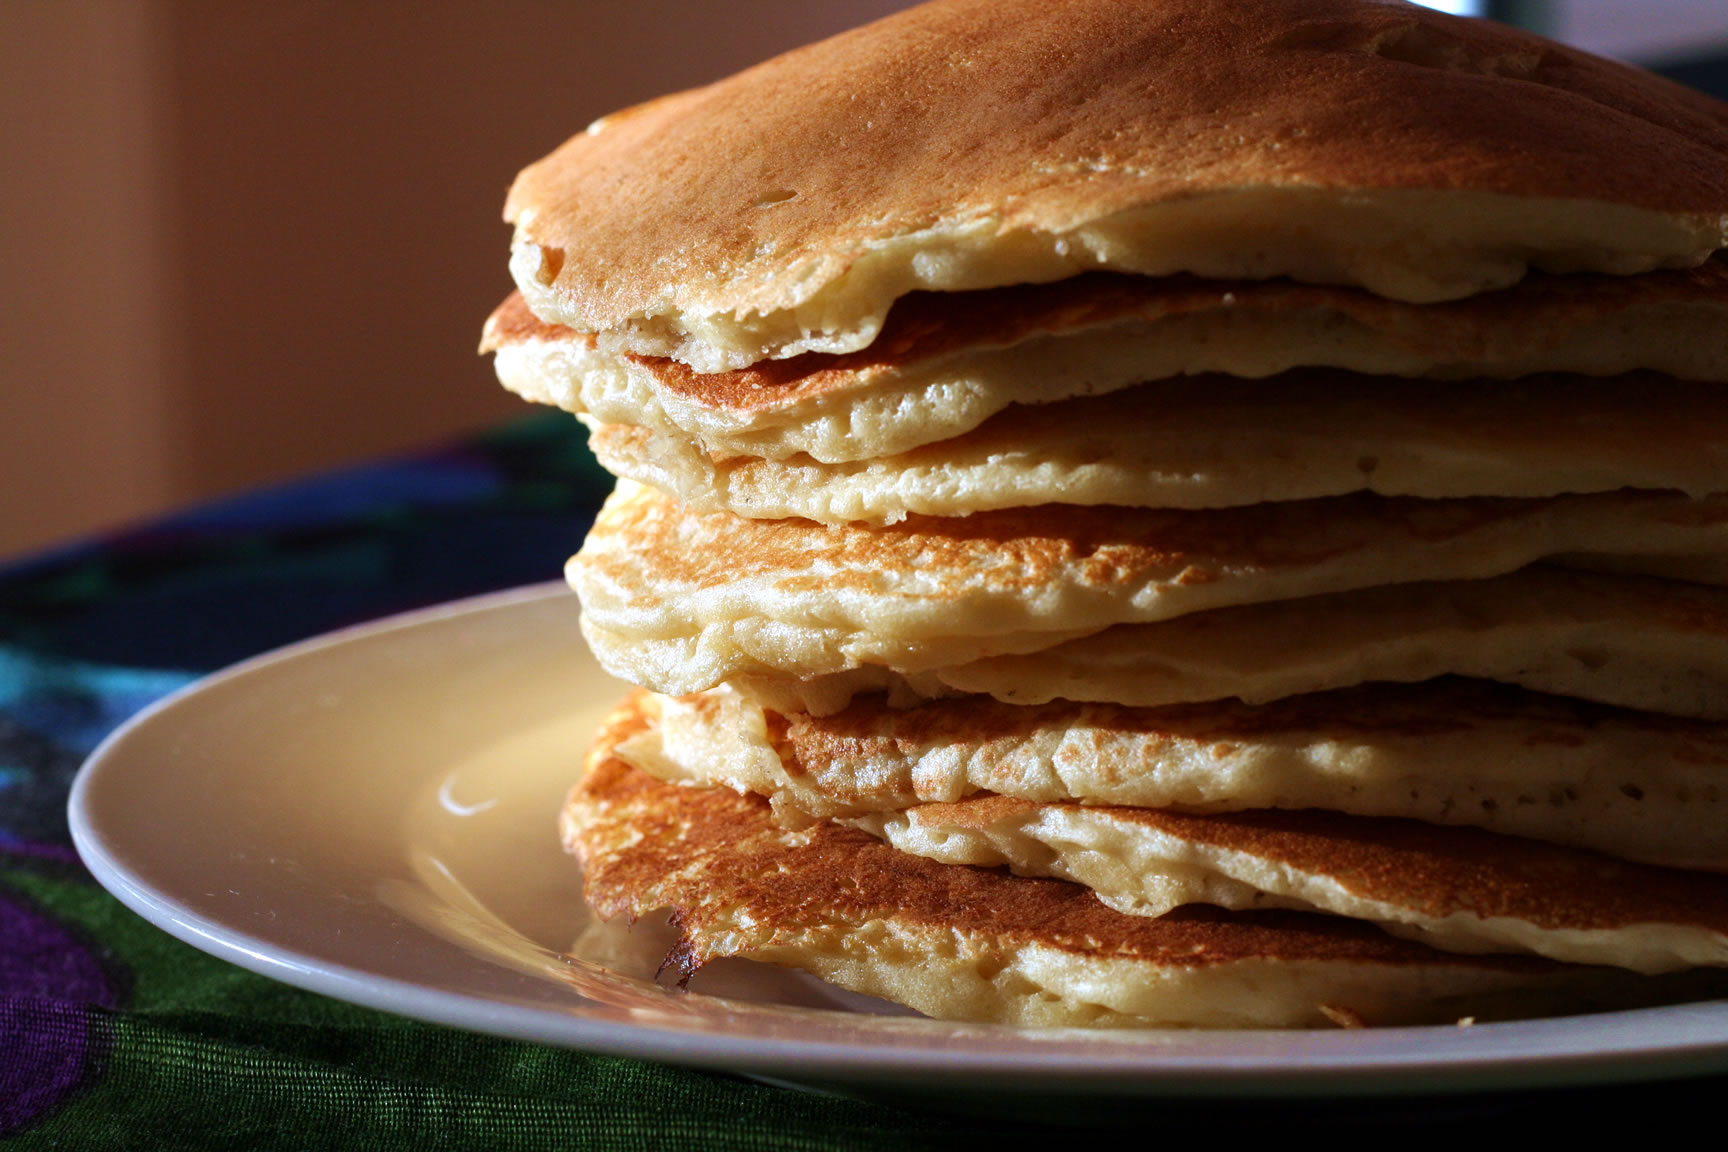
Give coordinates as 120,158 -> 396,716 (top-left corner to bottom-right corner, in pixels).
506,0 -> 1728,368
570,693 -> 1660,1028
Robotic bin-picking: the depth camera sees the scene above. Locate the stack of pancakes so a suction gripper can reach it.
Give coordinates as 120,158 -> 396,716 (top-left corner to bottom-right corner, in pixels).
484,0 -> 1728,1027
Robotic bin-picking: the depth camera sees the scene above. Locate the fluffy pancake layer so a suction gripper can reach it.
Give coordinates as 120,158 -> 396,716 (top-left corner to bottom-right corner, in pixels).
506,0 -> 1728,370
573,694 -> 1678,1028
572,481 -> 1728,694
637,684 -> 1728,869
580,371 -> 1728,523
486,265 -> 1728,466
743,566 -> 1728,719
857,800 -> 1728,973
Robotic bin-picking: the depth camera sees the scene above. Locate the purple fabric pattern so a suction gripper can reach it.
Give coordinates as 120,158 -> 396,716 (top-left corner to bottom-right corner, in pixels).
0,890 -> 117,1132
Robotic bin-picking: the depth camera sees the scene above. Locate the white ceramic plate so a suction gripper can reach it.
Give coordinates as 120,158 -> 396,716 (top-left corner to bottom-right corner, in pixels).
69,584 -> 1728,1106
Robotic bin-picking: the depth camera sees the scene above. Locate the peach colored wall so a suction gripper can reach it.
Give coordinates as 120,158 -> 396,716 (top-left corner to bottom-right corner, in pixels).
1,0 -> 174,558
1,0 -> 912,559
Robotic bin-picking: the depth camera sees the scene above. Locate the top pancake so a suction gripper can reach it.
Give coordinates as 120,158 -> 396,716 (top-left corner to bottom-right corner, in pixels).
504,0 -> 1728,370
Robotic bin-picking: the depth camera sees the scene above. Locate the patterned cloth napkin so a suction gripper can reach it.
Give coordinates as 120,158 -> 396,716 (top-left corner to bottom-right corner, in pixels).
4,414 -> 1727,1147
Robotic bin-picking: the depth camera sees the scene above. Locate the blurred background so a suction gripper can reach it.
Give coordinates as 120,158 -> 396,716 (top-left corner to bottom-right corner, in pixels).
2,0 -> 1726,560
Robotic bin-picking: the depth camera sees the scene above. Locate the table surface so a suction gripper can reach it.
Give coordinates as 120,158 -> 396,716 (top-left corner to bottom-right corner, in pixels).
5,412 -> 1727,1149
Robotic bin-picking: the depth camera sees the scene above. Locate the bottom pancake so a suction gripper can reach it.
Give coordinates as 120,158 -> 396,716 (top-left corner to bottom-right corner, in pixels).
567,693 -> 1699,1029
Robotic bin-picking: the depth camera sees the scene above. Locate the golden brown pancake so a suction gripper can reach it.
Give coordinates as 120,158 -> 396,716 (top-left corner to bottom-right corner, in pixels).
859,799 -> 1728,972
505,0 -> 1728,369
761,566 -> 1728,720
577,371 -> 1728,522
484,264 -> 1728,466
637,682 -> 1728,870
571,481 -> 1728,695
571,694 -> 1673,1028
